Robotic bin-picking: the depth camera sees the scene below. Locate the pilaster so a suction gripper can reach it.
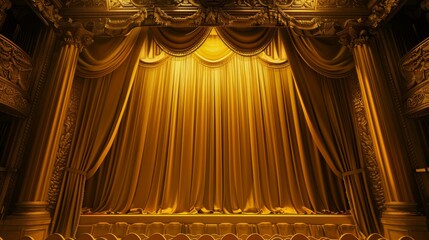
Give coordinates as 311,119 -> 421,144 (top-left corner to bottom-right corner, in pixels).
339,20 -> 429,239
0,22 -> 93,240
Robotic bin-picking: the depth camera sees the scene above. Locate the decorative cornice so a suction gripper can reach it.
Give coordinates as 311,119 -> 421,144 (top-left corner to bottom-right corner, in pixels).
317,0 -> 365,8
366,0 -> 400,29
104,9 -> 148,36
153,7 -> 204,26
31,0 -> 64,28
30,0 -> 95,50
82,4 -> 359,37
64,0 -> 106,8
350,76 -> 386,213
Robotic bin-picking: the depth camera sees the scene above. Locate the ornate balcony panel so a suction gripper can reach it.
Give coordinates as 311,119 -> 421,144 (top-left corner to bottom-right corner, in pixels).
0,35 -> 32,117
401,37 -> 429,117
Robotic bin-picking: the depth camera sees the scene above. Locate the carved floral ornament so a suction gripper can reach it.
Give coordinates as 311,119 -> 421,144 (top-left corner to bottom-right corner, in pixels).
28,0 -> 404,39
0,35 -> 32,116
401,37 -> 429,117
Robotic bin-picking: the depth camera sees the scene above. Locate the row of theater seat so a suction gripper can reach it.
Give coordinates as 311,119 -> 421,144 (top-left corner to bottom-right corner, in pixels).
15,232 -> 415,240
77,222 -> 360,239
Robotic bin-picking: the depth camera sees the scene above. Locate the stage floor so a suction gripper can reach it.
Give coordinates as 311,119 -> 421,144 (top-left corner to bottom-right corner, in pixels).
79,214 -> 354,225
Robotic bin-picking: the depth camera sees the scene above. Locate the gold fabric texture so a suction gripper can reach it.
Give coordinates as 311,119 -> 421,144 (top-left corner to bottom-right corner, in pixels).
85,35 -> 346,216
51,27 -> 379,238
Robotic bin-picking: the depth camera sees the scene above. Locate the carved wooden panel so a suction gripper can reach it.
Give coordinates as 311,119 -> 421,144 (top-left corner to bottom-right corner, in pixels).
401,37 -> 429,117
0,35 -> 32,117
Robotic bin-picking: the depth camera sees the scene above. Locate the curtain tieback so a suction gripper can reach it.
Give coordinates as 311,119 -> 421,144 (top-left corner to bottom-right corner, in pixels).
341,168 -> 364,178
67,168 -> 87,177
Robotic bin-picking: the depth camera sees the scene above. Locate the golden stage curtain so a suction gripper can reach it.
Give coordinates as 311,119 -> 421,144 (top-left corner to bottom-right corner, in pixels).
52,26 -> 379,237
84,31 -> 347,215
216,27 -> 277,56
51,28 -> 148,238
286,30 -> 354,78
151,27 -> 212,56
281,28 -> 380,235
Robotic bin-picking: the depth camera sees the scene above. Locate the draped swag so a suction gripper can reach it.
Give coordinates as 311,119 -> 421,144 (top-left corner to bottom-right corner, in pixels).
52,27 -> 379,238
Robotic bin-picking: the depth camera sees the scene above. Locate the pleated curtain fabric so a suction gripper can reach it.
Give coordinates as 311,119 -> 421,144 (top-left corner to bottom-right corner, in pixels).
52,26 -> 379,237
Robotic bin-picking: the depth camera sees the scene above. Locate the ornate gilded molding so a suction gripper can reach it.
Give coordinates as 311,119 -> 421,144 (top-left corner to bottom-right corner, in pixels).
317,0 -> 365,8
403,80 -> 429,117
0,35 -> 32,116
64,0 -> 106,8
400,37 -> 429,91
337,19 -> 371,48
31,0 -> 64,28
58,21 -> 94,51
0,36 -> 32,92
48,78 -> 82,213
350,76 -> 386,213
0,81 -> 30,116
367,0 -> 400,29
30,0 -> 95,50
400,37 -> 429,117
104,9 -> 147,36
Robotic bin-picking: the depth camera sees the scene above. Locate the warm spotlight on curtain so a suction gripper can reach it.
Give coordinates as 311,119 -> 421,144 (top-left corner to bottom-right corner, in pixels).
83,28 -> 348,215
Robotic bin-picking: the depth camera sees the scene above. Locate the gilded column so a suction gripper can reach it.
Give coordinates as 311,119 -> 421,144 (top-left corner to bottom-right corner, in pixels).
0,22 -> 93,240
339,20 -> 429,240
0,0 -> 11,30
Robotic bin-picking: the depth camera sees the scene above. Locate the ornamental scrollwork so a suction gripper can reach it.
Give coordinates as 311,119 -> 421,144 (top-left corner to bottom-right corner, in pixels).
317,0 -> 364,8
0,81 -> 29,116
48,78 -> 82,213
400,38 -> 429,90
0,35 -> 32,92
105,9 -> 148,36
350,76 -> 386,213
65,0 -> 107,8
367,0 -> 400,29
404,81 -> 429,116
153,7 -> 205,26
58,21 -> 95,51
31,0 -> 64,28
110,0 -> 135,8
338,19 -> 371,48
109,0 -> 316,9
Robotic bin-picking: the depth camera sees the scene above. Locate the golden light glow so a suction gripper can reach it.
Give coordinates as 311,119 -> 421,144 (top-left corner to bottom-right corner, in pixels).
194,29 -> 234,66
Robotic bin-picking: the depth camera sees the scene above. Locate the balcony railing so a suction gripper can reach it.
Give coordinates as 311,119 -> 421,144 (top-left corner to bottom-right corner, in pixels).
0,34 -> 32,117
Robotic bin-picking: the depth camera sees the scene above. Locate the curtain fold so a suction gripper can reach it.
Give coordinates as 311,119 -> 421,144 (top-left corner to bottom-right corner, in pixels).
77,28 -> 143,78
281,28 -> 379,235
215,27 -> 277,56
51,28 -> 148,238
287,31 -> 354,78
84,47 -> 348,215
150,27 -> 212,56
54,26 -> 380,238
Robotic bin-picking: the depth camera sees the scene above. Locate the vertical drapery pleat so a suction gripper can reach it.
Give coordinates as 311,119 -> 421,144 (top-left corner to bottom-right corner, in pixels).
54,26 -> 381,237
280,28 -> 380,235
84,34 -> 348,215
286,31 -> 354,78
51,28 -> 148,238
